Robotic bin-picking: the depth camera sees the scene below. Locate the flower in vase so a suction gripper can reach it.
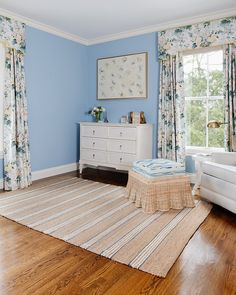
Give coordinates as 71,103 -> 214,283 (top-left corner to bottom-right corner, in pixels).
88,106 -> 106,122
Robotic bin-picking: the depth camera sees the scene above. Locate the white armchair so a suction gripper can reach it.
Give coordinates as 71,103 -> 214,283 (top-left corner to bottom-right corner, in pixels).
200,152 -> 236,213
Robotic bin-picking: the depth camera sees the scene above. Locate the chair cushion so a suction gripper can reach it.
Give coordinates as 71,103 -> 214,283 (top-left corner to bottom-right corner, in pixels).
133,159 -> 185,177
202,161 -> 236,185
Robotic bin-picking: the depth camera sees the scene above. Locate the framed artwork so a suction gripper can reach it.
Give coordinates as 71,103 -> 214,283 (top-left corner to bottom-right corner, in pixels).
97,52 -> 148,100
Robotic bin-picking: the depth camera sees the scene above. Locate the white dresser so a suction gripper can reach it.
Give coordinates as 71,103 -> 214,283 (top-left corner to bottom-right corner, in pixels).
79,122 -> 153,173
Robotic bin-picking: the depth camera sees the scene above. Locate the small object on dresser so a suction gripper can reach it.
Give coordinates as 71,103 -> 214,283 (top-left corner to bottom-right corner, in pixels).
120,115 -> 128,124
132,112 -> 141,124
129,112 -> 140,124
88,106 -> 106,122
129,111 -> 146,124
140,111 -> 146,124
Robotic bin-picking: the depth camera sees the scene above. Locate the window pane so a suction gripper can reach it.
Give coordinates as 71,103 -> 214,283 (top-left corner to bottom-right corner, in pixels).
208,99 -> 224,148
186,100 -> 206,147
209,69 -> 224,96
208,50 -> 223,65
184,54 -> 207,97
208,51 -> 223,96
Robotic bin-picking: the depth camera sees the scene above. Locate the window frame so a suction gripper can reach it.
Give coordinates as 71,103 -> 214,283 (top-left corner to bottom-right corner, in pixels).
183,47 -> 225,155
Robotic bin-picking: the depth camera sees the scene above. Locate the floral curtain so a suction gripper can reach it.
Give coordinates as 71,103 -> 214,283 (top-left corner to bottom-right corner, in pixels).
157,15 -> 236,162
158,53 -> 185,163
0,16 -> 26,53
0,15 -> 31,190
223,44 -> 236,151
158,16 -> 236,60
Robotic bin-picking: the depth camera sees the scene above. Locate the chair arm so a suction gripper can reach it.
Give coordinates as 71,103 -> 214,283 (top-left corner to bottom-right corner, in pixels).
211,152 -> 236,166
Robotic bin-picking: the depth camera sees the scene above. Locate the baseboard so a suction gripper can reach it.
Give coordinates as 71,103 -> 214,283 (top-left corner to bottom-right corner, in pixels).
32,162 -> 79,181
0,162 -> 78,189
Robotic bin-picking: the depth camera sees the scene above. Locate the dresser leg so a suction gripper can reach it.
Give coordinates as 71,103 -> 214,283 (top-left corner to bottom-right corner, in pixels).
79,164 -> 84,175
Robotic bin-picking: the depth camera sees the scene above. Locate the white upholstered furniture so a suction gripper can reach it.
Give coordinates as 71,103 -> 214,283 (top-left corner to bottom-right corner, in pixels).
79,122 -> 153,174
192,154 -> 212,195
200,152 -> 236,213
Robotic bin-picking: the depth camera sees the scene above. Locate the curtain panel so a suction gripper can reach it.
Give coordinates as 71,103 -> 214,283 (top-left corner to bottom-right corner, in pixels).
224,44 -> 236,151
0,15 -> 31,190
0,16 -> 25,54
3,48 -> 32,190
158,54 -> 185,163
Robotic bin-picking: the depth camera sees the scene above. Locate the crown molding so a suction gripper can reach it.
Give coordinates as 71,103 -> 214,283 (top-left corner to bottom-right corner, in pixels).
0,6 -> 236,46
0,8 -> 89,45
87,7 -> 236,45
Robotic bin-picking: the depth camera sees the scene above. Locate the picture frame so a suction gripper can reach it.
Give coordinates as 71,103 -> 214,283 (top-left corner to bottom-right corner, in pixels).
132,112 -> 141,124
97,52 -> 148,100
129,111 -> 146,124
120,115 -> 128,124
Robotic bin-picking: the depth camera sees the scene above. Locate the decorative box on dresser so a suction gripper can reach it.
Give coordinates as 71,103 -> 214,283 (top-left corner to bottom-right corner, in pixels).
79,122 -> 153,174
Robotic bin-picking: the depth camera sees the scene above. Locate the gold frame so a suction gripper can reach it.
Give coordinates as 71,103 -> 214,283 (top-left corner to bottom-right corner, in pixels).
97,52 -> 148,100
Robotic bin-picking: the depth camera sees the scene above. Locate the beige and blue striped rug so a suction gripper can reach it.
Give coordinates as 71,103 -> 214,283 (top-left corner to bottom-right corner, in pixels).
0,176 -> 212,277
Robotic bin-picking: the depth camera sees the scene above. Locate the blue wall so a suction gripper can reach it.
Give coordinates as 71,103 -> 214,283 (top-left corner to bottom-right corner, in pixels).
0,28 -> 194,181
0,26 -> 89,180
25,27 -> 89,172
87,33 -> 159,156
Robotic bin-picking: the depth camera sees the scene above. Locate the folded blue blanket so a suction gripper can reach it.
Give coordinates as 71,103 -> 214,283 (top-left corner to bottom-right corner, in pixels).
133,159 -> 185,177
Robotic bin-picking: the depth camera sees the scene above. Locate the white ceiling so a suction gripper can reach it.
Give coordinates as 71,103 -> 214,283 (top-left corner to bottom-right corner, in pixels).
0,0 -> 236,44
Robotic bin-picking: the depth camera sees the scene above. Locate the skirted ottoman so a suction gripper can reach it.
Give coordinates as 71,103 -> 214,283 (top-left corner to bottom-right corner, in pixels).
125,159 -> 195,213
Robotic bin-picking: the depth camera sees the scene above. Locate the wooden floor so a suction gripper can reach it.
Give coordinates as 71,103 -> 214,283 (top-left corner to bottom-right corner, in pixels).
0,169 -> 235,295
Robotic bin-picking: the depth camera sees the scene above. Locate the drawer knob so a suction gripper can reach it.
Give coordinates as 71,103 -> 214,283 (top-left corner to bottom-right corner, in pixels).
120,144 -> 122,149
93,154 -> 95,159
93,130 -> 95,135
120,132 -> 123,136
93,142 -> 95,146
120,157 -> 122,162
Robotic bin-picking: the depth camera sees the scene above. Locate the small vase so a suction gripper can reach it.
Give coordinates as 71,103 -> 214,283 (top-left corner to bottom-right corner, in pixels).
95,113 -> 101,122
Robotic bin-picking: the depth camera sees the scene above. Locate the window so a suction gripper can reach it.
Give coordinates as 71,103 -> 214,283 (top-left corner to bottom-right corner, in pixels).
183,49 -> 225,153
0,43 -> 5,158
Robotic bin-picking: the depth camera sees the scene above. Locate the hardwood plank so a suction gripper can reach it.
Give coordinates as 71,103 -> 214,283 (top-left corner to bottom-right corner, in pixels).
0,171 -> 235,295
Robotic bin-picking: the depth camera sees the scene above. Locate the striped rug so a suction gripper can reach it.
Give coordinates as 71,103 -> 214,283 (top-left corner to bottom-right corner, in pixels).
0,176 -> 212,277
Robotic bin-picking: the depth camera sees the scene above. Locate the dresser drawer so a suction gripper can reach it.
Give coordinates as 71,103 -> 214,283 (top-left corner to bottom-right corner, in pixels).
81,149 -> 107,162
81,125 -> 108,138
81,137 -> 107,151
108,139 -> 136,154
108,127 -> 136,140
108,152 -> 136,166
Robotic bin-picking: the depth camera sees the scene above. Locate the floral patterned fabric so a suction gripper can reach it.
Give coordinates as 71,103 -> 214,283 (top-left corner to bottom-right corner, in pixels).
158,15 -> 236,162
3,48 -> 32,190
223,44 -> 236,152
158,53 -> 185,164
0,15 -> 25,53
0,15 -> 31,190
158,16 -> 236,60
